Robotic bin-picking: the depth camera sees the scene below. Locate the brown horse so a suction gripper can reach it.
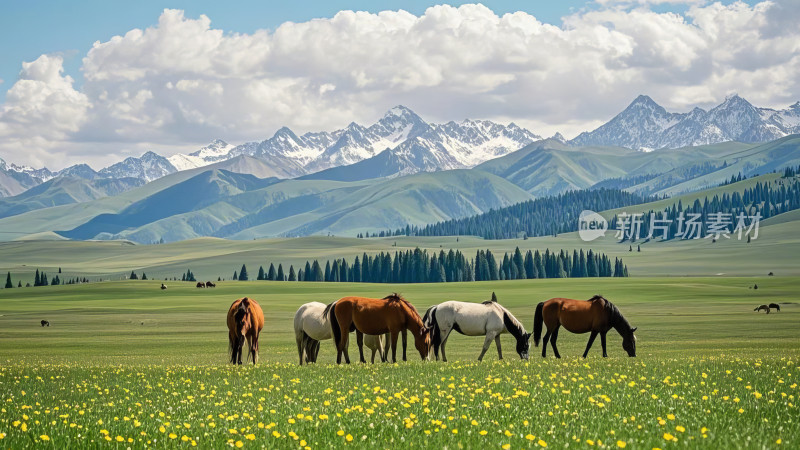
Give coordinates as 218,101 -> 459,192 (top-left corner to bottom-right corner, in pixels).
769,303 -> 781,312
754,304 -> 770,313
325,293 -> 430,364
226,297 -> 265,365
206,281 -> 216,288
196,282 -> 205,288
533,295 -> 637,358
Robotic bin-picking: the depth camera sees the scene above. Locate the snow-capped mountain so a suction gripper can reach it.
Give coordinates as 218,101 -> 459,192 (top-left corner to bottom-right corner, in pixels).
168,139 -> 235,171
98,151 -> 177,182
7,162 -> 54,183
57,164 -> 100,180
571,94 -> 800,150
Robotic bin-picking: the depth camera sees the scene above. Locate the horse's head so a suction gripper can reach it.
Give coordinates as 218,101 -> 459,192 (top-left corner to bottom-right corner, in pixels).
516,332 -> 532,360
234,300 -> 252,336
415,326 -> 432,360
621,326 -> 637,357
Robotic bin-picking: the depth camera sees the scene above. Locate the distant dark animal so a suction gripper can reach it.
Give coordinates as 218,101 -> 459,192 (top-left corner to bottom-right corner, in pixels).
196,282 -> 205,288
754,305 -> 770,313
768,272 -> 774,276
754,284 -> 759,290
160,284 -> 167,290
227,297 -> 265,365
325,294 -> 430,364
425,293 -> 531,362
40,320 -> 50,327
533,295 -> 637,358
769,303 -> 781,312
205,281 -> 216,288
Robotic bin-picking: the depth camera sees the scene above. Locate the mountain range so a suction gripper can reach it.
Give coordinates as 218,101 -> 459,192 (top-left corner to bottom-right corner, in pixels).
571,94 -> 800,150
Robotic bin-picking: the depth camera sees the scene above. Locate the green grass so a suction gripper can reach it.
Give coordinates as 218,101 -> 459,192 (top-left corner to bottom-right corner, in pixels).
0,278 -> 798,448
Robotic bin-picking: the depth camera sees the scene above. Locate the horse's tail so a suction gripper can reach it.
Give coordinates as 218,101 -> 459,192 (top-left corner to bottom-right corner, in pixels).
327,301 -> 342,350
429,307 -> 442,355
533,302 -> 545,347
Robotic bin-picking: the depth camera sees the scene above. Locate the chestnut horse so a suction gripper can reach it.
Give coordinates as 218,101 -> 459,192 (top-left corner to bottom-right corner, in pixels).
226,297 -> 265,365
325,293 -> 430,364
533,295 -> 637,358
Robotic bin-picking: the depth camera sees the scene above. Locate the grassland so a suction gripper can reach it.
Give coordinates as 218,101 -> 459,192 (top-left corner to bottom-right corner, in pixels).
0,278 -> 798,448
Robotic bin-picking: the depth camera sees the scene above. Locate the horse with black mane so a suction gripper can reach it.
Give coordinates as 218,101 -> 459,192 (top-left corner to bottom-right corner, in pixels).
425,292 -> 531,362
534,295 -> 637,358
196,282 -> 205,288
206,281 -> 216,288
324,293 -> 430,364
41,320 -> 50,327
226,297 -> 264,365
769,303 -> 781,312
754,304 -> 770,313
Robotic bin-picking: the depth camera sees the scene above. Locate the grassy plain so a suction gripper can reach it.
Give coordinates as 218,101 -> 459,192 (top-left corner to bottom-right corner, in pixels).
0,278 -> 797,448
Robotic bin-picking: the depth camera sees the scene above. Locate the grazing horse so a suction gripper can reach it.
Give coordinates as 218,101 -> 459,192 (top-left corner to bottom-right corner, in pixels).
206,281 -> 216,288
160,283 -> 167,290
325,294 -> 430,364
196,282 -> 205,288
40,320 -> 50,327
534,295 -> 637,358
755,304 -> 770,313
426,293 -> 531,362
226,297 -> 265,365
294,301 -> 389,364
769,303 -> 781,312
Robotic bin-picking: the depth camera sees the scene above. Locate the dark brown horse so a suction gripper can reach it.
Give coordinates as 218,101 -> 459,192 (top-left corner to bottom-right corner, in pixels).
769,303 -> 781,312
196,282 -> 205,288
226,297 -> 265,365
533,295 -> 637,358
206,281 -> 216,288
754,304 -> 770,313
325,294 -> 430,364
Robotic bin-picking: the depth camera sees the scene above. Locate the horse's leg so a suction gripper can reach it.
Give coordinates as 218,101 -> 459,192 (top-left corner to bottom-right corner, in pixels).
382,333 -> 390,362
390,331 -> 400,363
440,328 -> 453,363
356,330 -> 366,363
550,325 -> 561,359
582,331 -> 599,358
297,333 -> 305,365
401,329 -> 408,362
312,340 -> 320,363
477,333 -> 496,361
600,332 -> 608,357
495,335 -> 503,360
541,329 -> 551,358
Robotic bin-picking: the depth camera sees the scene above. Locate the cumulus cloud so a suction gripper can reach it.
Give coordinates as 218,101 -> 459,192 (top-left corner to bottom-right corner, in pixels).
0,2 -> 799,169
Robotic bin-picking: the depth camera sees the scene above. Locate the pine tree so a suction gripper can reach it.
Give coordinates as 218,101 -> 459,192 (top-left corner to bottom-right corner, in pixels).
239,264 -> 248,281
312,260 -> 324,282
130,271 -> 138,280
5,272 -> 12,289
257,266 -> 265,280
233,271 -> 238,281
288,266 -> 296,281
17,281 -> 22,288
267,263 -> 276,281
277,264 -> 285,281
142,273 -> 147,280
35,269 -> 41,287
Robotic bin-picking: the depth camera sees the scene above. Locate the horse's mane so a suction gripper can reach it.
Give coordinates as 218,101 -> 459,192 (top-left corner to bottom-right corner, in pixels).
598,296 -> 631,331
496,303 -> 526,340
383,293 -> 424,325
481,292 -> 499,305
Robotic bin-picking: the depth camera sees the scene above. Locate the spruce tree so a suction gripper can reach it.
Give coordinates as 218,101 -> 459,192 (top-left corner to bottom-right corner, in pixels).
233,271 -> 238,281
239,264 -> 248,281
267,263 -> 276,281
257,266 -> 265,280
5,272 -> 12,289
288,266 -> 296,281
277,264 -> 285,281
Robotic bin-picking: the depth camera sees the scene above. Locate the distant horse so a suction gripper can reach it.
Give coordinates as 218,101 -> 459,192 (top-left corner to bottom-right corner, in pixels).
196,282 -> 205,288
325,294 -> 430,364
226,297 -> 265,365
755,304 -> 770,313
769,303 -> 781,312
40,320 -> 50,327
206,281 -> 216,288
160,283 -> 167,290
363,333 -> 389,363
534,295 -> 637,358
426,293 -> 531,362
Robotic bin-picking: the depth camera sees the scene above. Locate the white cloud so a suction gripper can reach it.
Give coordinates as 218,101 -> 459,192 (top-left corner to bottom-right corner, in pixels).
0,2 -> 799,169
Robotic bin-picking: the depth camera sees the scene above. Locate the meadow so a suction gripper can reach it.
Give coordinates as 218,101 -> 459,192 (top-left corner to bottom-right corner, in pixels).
0,277 -> 798,448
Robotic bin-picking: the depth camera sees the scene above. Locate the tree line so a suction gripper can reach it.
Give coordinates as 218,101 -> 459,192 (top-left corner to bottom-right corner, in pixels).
359,188 -> 648,240
239,246 -> 628,284
612,177 -> 800,241
3,268 -> 91,288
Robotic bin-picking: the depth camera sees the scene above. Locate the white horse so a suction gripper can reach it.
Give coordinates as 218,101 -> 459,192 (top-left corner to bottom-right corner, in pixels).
294,302 -> 388,364
427,293 -> 531,362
